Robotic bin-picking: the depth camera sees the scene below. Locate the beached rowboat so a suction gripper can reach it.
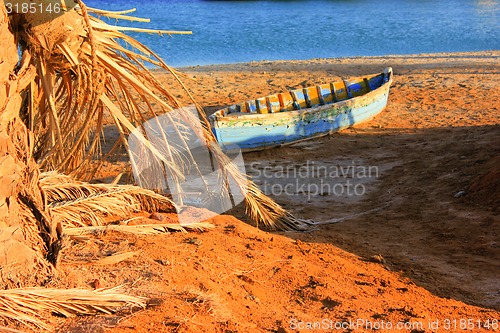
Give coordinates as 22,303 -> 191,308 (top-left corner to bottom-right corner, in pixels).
209,67 -> 393,151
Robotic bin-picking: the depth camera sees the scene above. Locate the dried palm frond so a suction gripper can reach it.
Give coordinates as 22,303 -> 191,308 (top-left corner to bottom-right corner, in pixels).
49,189 -> 141,227
0,286 -> 146,331
64,222 -> 215,236
40,172 -> 177,228
17,2 -> 312,231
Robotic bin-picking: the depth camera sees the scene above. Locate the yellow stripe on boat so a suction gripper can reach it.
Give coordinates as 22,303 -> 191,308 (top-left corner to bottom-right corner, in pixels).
256,97 -> 269,114
237,102 -> 248,113
303,86 -> 321,107
267,94 -> 281,113
317,83 -> 334,104
291,89 -> 307,109
278,92 -> 295,111
332,81 -> 348,101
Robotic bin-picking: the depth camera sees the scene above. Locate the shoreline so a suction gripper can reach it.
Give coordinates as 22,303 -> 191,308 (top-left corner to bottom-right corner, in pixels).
173,50 -> 500,72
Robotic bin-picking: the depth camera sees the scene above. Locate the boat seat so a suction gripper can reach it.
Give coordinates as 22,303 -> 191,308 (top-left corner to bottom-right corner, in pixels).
256,97 -> 269,114
228,102 -> 249,113
332,81 -> 349,101
266,94 -> 281,113
303,86 -> 321,108
349,78 -> 371,97
290,88 -> 308,109
245,99 -> 258,113
278,92 -> 295,112
228,104 -> 241,114
317,83 -> 334,104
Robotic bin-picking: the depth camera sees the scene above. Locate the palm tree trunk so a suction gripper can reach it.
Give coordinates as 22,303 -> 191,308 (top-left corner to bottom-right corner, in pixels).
0,0 -> 61,288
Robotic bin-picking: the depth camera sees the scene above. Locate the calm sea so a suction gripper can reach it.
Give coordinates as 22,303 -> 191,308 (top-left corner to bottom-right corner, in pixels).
83,0 -> 499,67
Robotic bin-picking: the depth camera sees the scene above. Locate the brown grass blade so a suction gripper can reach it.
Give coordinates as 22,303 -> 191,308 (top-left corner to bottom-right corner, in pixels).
94,251 -> 138,266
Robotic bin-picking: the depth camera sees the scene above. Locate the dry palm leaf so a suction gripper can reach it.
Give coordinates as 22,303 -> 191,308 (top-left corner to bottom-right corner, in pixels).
40,172 -> 177,228
0,286 -> 146,331
17,2 -> 312,231
63,222 -> 215,236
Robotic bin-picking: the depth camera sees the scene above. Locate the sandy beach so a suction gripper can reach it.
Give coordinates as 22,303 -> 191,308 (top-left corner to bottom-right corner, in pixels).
56,52 -> 499,332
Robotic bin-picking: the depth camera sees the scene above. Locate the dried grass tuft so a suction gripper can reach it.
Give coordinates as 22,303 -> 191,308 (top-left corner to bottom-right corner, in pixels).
179,287 -> 231,321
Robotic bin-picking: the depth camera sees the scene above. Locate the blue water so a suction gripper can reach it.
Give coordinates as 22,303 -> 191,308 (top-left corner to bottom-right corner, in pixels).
83,0 -> 499,67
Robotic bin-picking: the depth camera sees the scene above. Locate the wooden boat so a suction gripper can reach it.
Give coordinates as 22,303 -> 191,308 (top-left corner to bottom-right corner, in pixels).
209,67 -> 393,151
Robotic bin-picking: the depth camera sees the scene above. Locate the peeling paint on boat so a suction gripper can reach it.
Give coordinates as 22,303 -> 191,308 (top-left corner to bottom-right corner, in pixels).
210,68 -> 393,152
